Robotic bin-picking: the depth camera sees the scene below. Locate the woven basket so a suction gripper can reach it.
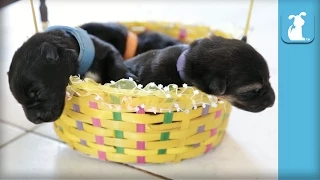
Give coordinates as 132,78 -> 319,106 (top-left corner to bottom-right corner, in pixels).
54,21 -> 233,164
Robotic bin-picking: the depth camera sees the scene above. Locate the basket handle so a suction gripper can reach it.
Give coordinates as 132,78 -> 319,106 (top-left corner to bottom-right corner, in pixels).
30,0 -> 39,33
243,0 -> 254,39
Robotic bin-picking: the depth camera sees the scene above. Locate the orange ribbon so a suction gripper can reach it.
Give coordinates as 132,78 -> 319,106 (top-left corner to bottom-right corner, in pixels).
124,31 -> 138,60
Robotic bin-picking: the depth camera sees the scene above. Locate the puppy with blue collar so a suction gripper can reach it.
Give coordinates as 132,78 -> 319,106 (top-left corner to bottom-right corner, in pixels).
124,36 -> 275,113
8,26 -> 136,124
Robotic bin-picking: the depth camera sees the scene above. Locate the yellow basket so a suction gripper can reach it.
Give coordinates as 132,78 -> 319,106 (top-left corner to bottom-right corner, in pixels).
53,21 -> 233,164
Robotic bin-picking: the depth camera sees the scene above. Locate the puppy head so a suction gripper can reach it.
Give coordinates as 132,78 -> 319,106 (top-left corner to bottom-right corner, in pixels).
184,36 -> 275,113
8,31 -> 78,124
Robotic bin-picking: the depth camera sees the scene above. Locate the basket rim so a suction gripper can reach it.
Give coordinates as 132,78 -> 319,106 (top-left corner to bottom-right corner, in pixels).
66,76 -> 229,113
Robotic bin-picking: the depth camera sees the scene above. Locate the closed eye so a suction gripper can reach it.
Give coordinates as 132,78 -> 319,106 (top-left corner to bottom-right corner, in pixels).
239,89 -> 260,100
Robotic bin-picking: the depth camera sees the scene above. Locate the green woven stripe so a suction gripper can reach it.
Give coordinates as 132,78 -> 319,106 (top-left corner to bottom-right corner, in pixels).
116,147 -> 124,154
223,113 -> 229,120
113,112 -> 124,154
163,112 -> 173,124
115,130 -> 124,138
158,112 -> 173,154
160,132 -> 170,140
113,112 -> 122,121
158,149 -> 167,154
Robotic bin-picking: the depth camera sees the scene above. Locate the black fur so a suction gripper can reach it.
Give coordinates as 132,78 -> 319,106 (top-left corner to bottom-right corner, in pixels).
8,29 -> 135,124
79,22 -> 182,56
124,36 -> 275,113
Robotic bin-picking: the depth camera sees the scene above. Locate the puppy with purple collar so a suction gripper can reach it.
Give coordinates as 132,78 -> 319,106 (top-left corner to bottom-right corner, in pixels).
8,26 -> 136,124
124,36 -> 275,112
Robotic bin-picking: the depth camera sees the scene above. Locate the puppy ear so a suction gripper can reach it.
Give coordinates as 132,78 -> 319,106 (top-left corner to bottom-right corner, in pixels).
40,42 -> 59,61
191,38 -> 202,46
299,12 -> 306,16
209,76 -> 227,95
288,15 -> 295,20
240,35 -> 247,43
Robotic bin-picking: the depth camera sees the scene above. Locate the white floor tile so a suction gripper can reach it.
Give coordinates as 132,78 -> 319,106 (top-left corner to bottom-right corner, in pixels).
0,79 -> 38,130
0,133 -> 159,179
130,133 -> 276,179
33,123 -> 60,141
0,2 -> 39,130
0,122 -> 25,146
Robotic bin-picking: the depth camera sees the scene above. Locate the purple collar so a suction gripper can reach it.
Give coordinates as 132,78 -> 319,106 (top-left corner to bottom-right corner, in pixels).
176,49 -> 189,83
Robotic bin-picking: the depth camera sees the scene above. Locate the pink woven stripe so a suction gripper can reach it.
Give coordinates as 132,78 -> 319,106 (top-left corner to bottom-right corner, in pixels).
136,106 -> 146,164
136,106 -> 146,133
90,101 -> 101,128
92,118 -> 101,127
89,101 -> 98,109
179,28 -> 187,39
137,106 -> 145,114
137,141 -> 145,150
211,128 -> 217,137
136,124 -> 145,132
98,151 -> 106,160
95,136 -> 104,145
215,110 -> 222,118
137,156 -> 145,164
205,144 -> 213,153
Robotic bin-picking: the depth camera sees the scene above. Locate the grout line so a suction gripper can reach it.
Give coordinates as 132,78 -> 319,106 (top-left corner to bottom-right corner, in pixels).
0,121 -> 171,179
121,164 -> 173,180
31,130 -> 63,143
0,119 -> 30,131
32,132 -> 172,180
0,118 -> 171,179
16,131 -> 172,180
0,131 -> 28,149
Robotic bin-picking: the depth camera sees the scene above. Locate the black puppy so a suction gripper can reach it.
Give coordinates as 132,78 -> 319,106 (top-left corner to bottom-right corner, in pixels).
124,36 -> 275,113
8,26 -> 135,124
79,22 -> 182,59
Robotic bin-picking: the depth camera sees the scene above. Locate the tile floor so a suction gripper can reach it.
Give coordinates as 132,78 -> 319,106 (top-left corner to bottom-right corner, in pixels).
0,0 -> 278,179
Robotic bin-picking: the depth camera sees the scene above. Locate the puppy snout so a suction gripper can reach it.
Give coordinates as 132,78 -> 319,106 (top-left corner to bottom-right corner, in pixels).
28,111 -> 45,124
35,112 -> 44,121
267,99 -> 275,107
266,87 -> 276,107
262,100 -> 274,108
24,108 -> 57,124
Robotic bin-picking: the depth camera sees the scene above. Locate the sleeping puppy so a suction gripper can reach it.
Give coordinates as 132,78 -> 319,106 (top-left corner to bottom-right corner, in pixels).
124,36 -> 275,113
79,22 -> 182,59
8,26 -> 135,124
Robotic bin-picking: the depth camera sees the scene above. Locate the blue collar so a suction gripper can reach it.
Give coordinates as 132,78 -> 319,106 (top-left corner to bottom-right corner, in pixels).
45,25 -> 95,75
176,49 -> 189,83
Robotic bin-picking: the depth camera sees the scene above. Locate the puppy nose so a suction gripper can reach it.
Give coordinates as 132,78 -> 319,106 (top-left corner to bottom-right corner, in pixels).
32,112 -> 44,124
262,98 -> 274,108
268,101 -> 274,107
266,87 -> 276,107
